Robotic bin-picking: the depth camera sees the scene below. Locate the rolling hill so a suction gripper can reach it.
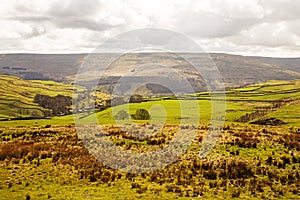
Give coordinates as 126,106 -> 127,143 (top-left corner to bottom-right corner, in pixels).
86,79 -> 300,127
0,74 -> 76,120
0,73 -> 300,127
0,53 -> 299,91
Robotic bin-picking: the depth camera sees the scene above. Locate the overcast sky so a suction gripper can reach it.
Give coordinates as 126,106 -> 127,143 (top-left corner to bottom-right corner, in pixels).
0,0 -> 300,57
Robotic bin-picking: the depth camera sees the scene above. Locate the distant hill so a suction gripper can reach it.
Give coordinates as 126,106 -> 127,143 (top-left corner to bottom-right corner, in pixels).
0,53 -> 299,92
211,53 -> 300,88
0,54 -> 85,82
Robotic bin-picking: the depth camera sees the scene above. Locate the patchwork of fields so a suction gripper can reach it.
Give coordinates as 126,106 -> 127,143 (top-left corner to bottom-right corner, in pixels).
0,75 -> 299,127
0,75 -> 75,120
0,75 -> 299,199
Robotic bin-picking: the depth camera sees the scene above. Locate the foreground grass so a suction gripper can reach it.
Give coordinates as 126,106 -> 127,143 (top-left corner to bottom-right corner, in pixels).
0,124 -> 299,199
0,165 -> 176,200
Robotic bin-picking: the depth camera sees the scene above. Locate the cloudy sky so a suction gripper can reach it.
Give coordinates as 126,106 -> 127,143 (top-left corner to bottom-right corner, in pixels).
0,0 -> 300,57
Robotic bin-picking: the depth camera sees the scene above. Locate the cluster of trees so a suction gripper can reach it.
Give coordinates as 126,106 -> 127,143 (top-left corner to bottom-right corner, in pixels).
104,95 -> 144,108
237,100 -> 287,123
236,110 -> 268,123
115,109 -> 150,120
34,94 -> 72,116
19,72 -> 49,80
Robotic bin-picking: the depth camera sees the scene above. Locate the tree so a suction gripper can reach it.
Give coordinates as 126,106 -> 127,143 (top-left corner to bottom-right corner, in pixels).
131,109 -> 150,120
34,94 -> 72,116
115,110 -> 129,120
129,95 -> 144,103
110,97 -> 126,107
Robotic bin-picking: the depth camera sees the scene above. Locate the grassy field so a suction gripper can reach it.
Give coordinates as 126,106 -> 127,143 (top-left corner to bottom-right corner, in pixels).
78,79 -> 300,127
0,75 -> 78,120
0,78 -> 300,199
0,124 -> 299,199
0,78 -> 300,127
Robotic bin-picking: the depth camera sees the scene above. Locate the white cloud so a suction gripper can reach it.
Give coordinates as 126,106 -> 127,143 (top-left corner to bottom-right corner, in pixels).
0,0 -> 299,57
231,22 -> 300,47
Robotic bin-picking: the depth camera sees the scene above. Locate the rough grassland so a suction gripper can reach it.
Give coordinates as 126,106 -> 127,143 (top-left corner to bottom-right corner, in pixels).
0,79 -> 299,199
0,124 -> 299,199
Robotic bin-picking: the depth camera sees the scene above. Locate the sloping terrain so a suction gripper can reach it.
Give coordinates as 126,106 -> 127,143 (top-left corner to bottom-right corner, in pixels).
0,54 -> 85,82
0,53 -> 299,90
0,75 -> 75,119
0,75 -> 300,127
73,79 -> 300,128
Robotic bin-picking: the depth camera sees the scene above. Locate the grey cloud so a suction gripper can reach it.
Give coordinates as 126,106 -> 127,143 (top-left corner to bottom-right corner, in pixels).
175,11 -> 261,38
173,0 -> 300,51
259,0 -> 300,22
286,20 -> 300,37
1,0 -> 300,56
24,25 -> 46,39
6,16 -> 50,38
227,22 -> 299,48
46,0 -> 116,31
12,16 -> 50,22
11,0 -> 116,32
47,0 -> 102,18
11,15 -> 113,33
53,17 -> 112,31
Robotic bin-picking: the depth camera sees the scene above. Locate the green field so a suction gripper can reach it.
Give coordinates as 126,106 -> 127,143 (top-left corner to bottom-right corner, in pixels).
0,77 -> 300,128
0,75 -> 78,120
79,79 -> 300,127
0,77 -> 300,199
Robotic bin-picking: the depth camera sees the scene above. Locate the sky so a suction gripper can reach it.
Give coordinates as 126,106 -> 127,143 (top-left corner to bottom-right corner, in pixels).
0,0 -> 300,57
